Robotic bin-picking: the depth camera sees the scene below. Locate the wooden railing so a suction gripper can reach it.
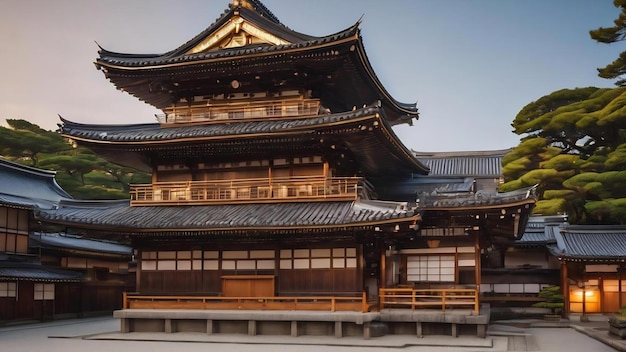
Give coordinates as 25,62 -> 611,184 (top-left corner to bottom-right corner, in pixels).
156,99 -> 321,124
122,292 -> 368,313
379,288 -> 479,313
130,176 -> 363,206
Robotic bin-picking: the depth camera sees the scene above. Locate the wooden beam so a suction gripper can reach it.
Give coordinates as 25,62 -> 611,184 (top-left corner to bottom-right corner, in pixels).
561,261 -> 569,317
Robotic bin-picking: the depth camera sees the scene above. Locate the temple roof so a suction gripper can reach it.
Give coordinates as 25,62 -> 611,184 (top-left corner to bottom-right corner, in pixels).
60,104 -> 429,177
94,0 -> 417,125
34,199 -> 420,235
0,157 -> 73,210
417,186 -> 537,242
548,225 -> 626,261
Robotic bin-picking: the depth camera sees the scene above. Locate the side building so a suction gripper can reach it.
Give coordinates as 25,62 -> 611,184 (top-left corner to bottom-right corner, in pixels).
0,157 -> 132,323
411,150 -> 559,305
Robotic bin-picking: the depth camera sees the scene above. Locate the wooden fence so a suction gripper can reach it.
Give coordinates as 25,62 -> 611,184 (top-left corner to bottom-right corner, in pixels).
123,292 -> 368,313
379,288 -> 479,313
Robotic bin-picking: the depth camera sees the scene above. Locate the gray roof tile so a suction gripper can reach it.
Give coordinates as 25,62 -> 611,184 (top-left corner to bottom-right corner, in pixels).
60,105 -> 377,142
549,226 -> 626,259
414,149 -> 511,177
36,199 -> 418,233
0,262 -> 82,282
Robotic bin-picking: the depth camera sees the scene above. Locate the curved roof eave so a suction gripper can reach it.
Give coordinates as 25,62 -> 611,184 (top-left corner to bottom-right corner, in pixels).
59,104 -> 381,144
59,105 -> 429,176
0,157 -> 74,203
352,37 -> 418,122
95,23 -> 360,69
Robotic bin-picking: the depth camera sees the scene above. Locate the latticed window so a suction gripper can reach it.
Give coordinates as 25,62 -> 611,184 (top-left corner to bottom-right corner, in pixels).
0,282 -> 16,297
407,255 -> 455,282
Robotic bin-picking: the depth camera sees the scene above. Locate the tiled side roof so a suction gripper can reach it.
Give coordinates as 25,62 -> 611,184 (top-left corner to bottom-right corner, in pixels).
516,231 -> 549,244
0,262 -> 82,282
35,199 -> 418,233
414,149 -> 510,177
0,157 -> 73,209
30,233 -> 132,256
549,226 -> 626,260
413,178 -> 474,195
516,215 -> 567,245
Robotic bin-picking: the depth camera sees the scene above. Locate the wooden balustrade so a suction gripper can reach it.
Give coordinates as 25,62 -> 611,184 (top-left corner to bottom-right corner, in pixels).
156,99 -> 321,124
122,292 -> 368,313
129,176 -> 362,206
379,288 -> 479,313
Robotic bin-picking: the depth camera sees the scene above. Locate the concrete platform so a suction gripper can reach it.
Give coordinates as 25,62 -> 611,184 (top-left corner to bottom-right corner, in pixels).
114,307 -> 490,339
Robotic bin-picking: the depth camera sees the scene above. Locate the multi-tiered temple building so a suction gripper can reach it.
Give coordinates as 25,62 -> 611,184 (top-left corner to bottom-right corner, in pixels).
36,0 -> 536,337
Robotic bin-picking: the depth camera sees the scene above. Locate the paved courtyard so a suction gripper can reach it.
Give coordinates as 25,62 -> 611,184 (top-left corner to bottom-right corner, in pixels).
0,315 -> 619,352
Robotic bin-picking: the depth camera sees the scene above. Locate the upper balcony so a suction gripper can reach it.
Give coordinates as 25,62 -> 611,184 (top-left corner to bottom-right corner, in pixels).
155,98 -> 321,125
130,176 -> 366,206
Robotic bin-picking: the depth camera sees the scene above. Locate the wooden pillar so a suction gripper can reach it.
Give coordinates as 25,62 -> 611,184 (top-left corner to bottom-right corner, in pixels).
581,263 -> 588,321
561,260 -> 569,317
617,262 -> 624,308
474,231 -> 481,313
135,249 -> 142,293
380,251 -> 386,289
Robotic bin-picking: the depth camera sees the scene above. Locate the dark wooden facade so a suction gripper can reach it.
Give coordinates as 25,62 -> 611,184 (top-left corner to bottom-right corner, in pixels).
0,158 -> 133,323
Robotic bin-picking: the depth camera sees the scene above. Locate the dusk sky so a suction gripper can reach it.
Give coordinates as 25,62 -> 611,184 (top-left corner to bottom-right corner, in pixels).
0,0 -> 622,152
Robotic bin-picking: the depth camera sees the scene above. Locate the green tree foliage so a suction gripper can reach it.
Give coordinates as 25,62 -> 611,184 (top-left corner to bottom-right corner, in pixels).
532,285 -> 564,315
502,87 -> 626,224
0,119 -> 71,166
590,0 -> 626,86
0,119 -> 150,199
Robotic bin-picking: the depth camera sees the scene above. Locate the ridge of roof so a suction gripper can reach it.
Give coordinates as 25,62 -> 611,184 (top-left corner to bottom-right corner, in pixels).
560,224 -> 626,233
0,157 -> 58,178
234,0 -> 281,24
413,148 -> 513,158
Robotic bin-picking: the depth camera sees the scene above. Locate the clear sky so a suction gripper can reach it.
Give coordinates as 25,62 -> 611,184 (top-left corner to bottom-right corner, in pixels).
0,0 -> 622,152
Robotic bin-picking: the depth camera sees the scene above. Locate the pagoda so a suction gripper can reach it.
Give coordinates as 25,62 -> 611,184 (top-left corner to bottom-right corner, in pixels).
41,0 -> 535,337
